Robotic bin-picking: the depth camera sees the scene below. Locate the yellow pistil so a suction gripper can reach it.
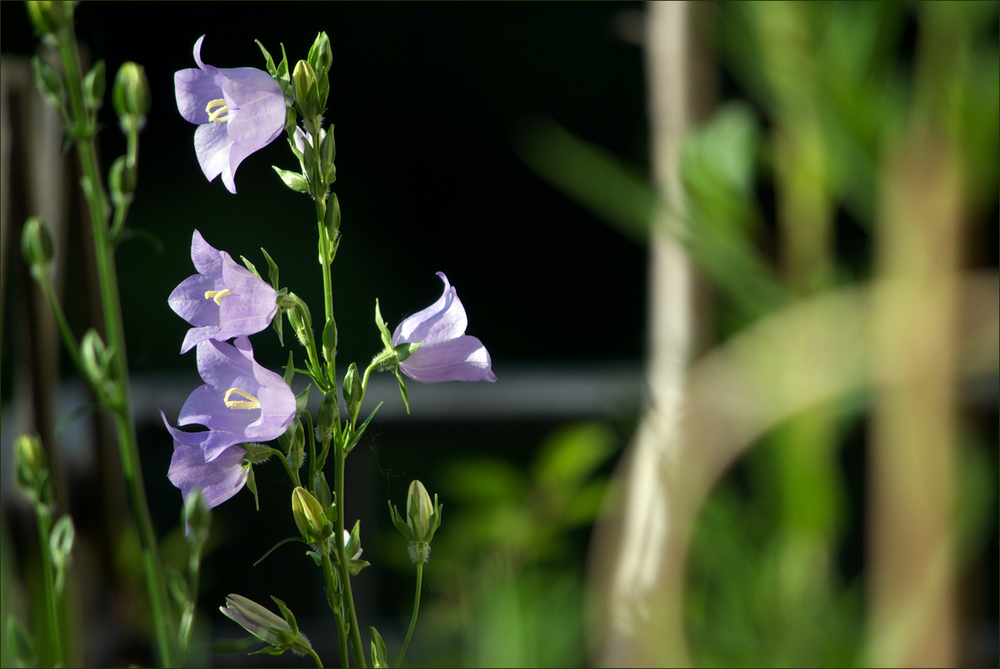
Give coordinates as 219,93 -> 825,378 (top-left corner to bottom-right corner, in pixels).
204,289 -> 232,305
205,98 -> 229,123
224,388 -> 261,410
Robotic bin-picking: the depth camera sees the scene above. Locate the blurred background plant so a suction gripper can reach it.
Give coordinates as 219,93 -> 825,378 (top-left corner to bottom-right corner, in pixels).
1,2 -> 997,667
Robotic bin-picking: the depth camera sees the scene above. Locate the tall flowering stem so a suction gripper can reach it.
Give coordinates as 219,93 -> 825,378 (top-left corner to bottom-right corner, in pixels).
27,3 -> 177,665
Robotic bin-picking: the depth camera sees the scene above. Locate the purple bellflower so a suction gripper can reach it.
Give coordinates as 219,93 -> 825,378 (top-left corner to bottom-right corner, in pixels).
174,35 -> 286,194
169,230 -> 278,354
162,336 -> 296,507
392,272 -> 496,383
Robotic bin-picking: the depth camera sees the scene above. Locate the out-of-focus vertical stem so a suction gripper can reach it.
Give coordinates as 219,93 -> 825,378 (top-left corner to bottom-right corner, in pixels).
867,5 -> 966,665
752,1 -> 841,626
52,16 -> 177,667
591,2 -> 711,665
868,123 -> 961,669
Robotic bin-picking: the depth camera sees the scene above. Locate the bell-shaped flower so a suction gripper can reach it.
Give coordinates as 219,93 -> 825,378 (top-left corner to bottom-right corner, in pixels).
174,35 -> 286,194
392,272 -> 496,383
162,336 -> 296,465
168,230 -> 278,354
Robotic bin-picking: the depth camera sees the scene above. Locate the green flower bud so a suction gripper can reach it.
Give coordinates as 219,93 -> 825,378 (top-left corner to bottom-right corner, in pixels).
80,328 -> 118,403
292,60 -> 319,118
83,60 -> 105,112
388,480 -> 443,562
343,363 -> 363,421
109,155 -> 138,201
49,515 -> 75,595
21,217 -> 54,272
307,32 -> 333,76
220,594 -> 315,657
314,472 -> 333,515
14,434 -> 54,510
282,293 -> 312,348
292,486 -> 330,544
113,62 -> 151,122
322,318 -> 337,365
317,391 -> 338,445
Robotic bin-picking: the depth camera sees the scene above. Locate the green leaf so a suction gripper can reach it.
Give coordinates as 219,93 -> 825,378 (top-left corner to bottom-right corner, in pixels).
245,463 -> 260,511
270,596 -> 299,635
283,351 -> 296,385
253,536 -> 309,567
370,626 -> 388,668
295,386 -> 310,415
260,246 -> 280,290
394,370 -> 411,414
7,616 -> 37,667
272,165 -> 310,193
255,39 -> 278,77
240,256 -> 262,279
346,402 -> 382,453
166,565 -> 191,609
374,299 -> 393,348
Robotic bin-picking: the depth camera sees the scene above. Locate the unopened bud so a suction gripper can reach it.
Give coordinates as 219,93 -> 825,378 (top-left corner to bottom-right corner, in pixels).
21,217 -> 54,271
292,486 -> 330,544
317,391 -> 337,445
292,60 -> 319,118
344,363 -> 363,420
83,61 -> 105,112
113,61 -> 150,117
307,32 -> 333,76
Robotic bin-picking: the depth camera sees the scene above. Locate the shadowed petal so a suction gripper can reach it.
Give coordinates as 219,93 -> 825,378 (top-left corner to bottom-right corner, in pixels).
400,335 -> 496,383
168,441 -> 248,509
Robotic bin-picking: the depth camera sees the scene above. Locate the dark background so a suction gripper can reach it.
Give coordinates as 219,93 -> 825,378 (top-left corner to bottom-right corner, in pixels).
3,1 -> 650,377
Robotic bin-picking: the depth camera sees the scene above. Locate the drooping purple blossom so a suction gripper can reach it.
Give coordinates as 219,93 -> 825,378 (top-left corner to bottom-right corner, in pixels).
168,230 -> 278,354
174,35 -> 286,194
161,336 -> 296,505
392,272 -> 496,383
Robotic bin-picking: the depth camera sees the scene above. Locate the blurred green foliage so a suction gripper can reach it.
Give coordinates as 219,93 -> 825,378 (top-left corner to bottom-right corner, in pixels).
381,423 -> 620,667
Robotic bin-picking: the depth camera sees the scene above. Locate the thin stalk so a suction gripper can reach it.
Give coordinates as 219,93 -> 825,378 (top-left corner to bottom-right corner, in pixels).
36,272 -> 82,373
55,24 -> 176,666
263,446 -> 301,488
321,552 -> 350,668
335,446 -> 366,666
35,510 -> 64,667
395,561 -> 423,668
307,647 -> 326,669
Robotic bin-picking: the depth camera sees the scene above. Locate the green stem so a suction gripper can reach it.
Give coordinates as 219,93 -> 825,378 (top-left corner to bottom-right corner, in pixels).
321,552 -> 350,669
335,445 -> 366,667
395,561 -> 424,668
308,647 -> 326,669
35,271 -> 82,374
35,510 -> 63,668
264,446 -> 301,488
54,22 -> 176,667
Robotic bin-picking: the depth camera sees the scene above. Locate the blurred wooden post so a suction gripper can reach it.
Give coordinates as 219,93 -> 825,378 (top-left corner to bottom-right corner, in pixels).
1,54 -> 71,515
591,3 -> 712,665
868,131 -> 961,669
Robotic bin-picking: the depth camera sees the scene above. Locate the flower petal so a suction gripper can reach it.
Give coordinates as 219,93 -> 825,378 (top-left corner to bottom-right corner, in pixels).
400,335 -> 496,383
392,272 -> 468,346
168,441 -> 248,509
194,122 -> 233,185
168,273 -> 226,327
190,229 -> 223,275
217,254 -> 278,339
174,67 -> 223,125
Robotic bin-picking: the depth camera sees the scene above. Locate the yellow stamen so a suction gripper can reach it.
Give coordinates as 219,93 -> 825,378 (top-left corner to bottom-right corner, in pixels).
205,98 -> 229,123
204,289 -> 232,305
224,388 -> 261,410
